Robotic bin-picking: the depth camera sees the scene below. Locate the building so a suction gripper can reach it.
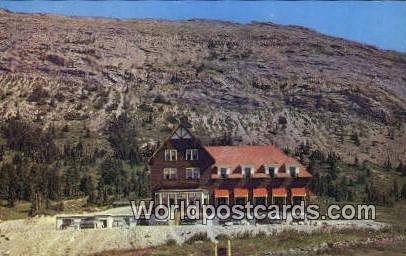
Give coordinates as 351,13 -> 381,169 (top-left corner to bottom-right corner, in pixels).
149,124 -> 312,207
55,214 -> 137,230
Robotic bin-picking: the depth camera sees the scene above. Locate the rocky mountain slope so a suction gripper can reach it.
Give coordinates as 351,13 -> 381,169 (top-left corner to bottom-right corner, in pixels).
0,9 -> 405,165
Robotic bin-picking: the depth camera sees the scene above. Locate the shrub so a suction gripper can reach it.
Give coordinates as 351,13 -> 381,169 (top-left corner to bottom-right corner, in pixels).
27,85 -> 50,104
236,230 -> 255,239
185,232 -> 209,244
153,95 -> 171,105
215,234 -> 230,241
166,239 -> 177,246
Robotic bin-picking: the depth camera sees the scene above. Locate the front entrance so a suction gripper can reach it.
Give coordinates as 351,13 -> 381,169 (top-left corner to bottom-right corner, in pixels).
155,189 -> 209,207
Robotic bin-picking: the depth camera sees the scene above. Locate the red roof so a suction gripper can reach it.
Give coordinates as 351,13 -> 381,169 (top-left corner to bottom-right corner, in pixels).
205,145 -> 312,178
233,188 -> 249,198
272,188 -> 287,197
252,173 -> 269,179
291,187 -> 306,197
253,188 -> 268,197
214,189 -> 229,198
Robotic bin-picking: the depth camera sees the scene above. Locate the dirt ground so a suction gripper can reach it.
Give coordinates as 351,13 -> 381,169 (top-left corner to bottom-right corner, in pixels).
0,206 -> 388,256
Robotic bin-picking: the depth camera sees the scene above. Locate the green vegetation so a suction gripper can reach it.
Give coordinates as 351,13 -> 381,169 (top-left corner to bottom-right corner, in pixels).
0,113 -> 150,218
295,141 -> 406,206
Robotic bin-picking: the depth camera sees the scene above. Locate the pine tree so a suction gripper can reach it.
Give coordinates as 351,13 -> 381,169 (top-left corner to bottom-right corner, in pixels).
351,132 -> 360,146
383,156 -> 392,171
80,174 -> 96,203
354,155 -> 359,167
392,179 -> 399,201
0,145 -> 4,161
79,175 -> 93,195
63,166 -> 81,197
0,163 -> 18,207
28,164 -> 49,215
401,184 -> 406,199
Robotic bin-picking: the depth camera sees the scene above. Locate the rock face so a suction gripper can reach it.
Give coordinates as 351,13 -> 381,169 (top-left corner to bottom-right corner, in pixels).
0,10 -> 405,165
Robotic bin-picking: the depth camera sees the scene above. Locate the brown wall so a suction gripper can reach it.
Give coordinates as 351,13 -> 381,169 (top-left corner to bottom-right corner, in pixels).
149,137 -> 215,192
149,137 -> 311,202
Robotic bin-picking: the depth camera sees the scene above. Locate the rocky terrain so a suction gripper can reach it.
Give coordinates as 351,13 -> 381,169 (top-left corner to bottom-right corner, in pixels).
0,9 -> 405,165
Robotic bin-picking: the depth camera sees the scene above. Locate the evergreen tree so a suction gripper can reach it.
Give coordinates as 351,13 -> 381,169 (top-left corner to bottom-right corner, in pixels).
383,156 -> 392,171
391,179 -> 399,201
401,184 -> 406,199
354,155 -> 359,167
351,132 -> 360,146
80,174 -> 96,203
0,163 -> 18,207
105,112 -> 140,162
28,164 -> 49,215
63,165 -> 81,197
0,145 -> 4,161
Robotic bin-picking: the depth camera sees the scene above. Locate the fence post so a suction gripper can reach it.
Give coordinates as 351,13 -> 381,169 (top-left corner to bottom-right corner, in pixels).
227,240 -> 231,256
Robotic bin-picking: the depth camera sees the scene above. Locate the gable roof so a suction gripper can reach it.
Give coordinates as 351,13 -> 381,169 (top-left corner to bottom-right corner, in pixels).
204,145 -> 312,178
148,123 -> 200,163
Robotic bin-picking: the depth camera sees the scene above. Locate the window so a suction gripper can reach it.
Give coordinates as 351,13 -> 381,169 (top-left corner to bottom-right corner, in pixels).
186,168 -> 200,180
267,166 -> 278,177
243,166 -> 253,178
163,168 -> 177,180
186,149 -> 199,160
288,166 -> 298,177
219,167 -> 229,178
164,149 -> 177,161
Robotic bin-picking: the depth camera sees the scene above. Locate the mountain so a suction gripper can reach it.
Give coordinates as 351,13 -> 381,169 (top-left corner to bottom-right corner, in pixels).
0,9 -> 405,166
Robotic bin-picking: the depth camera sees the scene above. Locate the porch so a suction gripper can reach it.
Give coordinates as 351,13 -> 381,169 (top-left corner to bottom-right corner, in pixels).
154,189 -> 210,206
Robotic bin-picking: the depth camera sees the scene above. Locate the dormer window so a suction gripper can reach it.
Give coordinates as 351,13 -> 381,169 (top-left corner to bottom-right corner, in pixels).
266,166 -> 278,177
218,167 -> 230,179
164,149 -> 177,161
288,166 -> 299,177
186,149 -> 199,160
242,166 -> 254,178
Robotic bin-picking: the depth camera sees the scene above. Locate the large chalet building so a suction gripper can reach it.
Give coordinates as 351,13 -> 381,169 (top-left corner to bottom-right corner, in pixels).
149,124 -> 312,207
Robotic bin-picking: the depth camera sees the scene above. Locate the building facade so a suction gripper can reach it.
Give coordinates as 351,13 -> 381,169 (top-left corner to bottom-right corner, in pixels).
149,124 -> 312,207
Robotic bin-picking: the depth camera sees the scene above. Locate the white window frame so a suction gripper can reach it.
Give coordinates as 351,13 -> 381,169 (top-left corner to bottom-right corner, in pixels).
164,149 -> 177,161
185,167 -> 200,180
287,166 -> 299,177
218,166 -> 230,177
186,149 -> 199,160
265,165 -> 279,176
163,168 -> 177,180
242,165 -> 255,177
